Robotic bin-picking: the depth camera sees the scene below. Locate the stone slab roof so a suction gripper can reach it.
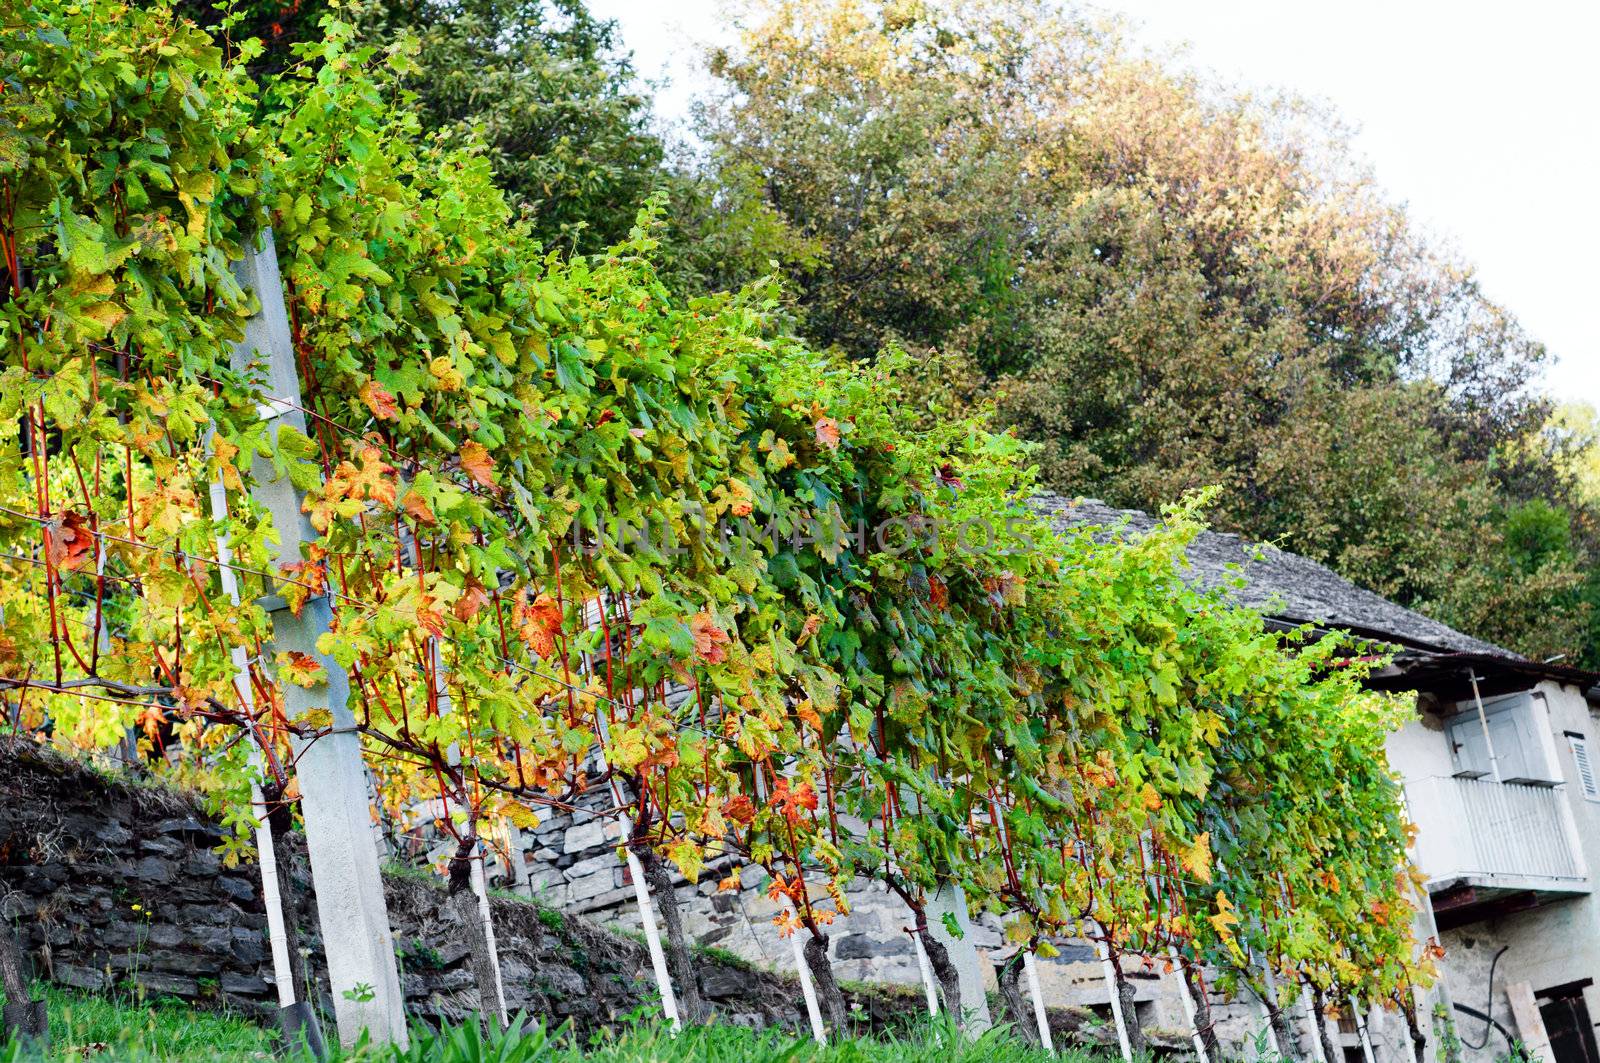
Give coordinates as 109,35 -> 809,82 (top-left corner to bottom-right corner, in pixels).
1029,494 -> 1511,657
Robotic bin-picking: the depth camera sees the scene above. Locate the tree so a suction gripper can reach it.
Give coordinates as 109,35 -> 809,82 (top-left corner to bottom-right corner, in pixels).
362,0 -> 665,254
691,0 -> 1595,661
174,0 -> 665,254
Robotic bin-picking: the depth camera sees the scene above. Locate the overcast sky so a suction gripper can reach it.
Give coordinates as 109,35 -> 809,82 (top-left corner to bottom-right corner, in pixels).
588,0 -> 1599,408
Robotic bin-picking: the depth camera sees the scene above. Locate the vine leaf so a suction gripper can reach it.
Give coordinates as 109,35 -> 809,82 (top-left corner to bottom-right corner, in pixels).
460,441 -> 497,491
360,379 -> 399,420
401,490 -> 437,525
44,511 -> 94,572
690,611 -> 729,664
276,651 -> 327,688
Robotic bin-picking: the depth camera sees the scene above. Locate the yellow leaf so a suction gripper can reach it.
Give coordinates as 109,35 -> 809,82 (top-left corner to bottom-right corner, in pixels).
504,803 -> 541,831
1180,832 -> 1213,884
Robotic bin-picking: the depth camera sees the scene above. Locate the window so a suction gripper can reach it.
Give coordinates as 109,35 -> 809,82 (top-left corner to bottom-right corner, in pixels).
1566,732 -> 1600,802
1444,691 -> 1562,786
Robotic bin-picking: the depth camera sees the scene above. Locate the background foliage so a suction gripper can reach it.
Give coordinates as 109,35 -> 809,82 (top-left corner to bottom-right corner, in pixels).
684,0 -> 1600,666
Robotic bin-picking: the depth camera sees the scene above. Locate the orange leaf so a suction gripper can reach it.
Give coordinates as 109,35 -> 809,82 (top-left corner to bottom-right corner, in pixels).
454,583 -> 490,622
795,699 -> 822,733
515,591 -> 563,659
45,511 -> 95,572
401,490 -> 436,525
721,794 -> 756,827
137,705 -> 166,739
360,379 -> 399,421
351,445 -> 396,505
416,594 -> 446,639
276,651 -> 327,688
814,416 -> 840,450
768,779 -> 818,828
460,441 -> 497,491
690,611 -> 730,665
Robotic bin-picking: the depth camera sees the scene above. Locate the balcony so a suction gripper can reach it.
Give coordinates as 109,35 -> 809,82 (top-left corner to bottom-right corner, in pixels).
1404,775 -> 1588,897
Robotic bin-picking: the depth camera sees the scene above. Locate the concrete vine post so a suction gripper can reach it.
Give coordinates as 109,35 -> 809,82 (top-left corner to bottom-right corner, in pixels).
1257,960 -> 1288,1061
233,230 -> 408,1048
1170,946 -> 1213,1063
911,930 -> 940,1017
621,822 -> 682,1031
1023,951 -> 1054,1051
1302,981 -> 1330,1063
991,785 -> 1053,1049
789,921 -> 828,1044
1352,997 -> 1379,1063
753,763 -> 828,1041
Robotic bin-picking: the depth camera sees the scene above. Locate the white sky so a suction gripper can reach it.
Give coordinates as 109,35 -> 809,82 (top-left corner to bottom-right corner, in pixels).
588,0 -> 1600,408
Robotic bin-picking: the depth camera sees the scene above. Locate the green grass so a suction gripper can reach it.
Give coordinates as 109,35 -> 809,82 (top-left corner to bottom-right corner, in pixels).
1,989 -> 1103,1063
395,1013 -> 1094,1063
0,984 -> 274,1061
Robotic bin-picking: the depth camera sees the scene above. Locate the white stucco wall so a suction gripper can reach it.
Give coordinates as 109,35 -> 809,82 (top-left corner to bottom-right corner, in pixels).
1407,681 -> 1600,1063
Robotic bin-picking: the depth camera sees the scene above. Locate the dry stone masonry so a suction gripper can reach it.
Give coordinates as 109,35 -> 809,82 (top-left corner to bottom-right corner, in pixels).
0,740 -> 973,1039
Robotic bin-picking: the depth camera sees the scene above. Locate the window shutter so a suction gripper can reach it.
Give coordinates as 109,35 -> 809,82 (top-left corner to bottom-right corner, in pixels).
1567,733 -> 1600,802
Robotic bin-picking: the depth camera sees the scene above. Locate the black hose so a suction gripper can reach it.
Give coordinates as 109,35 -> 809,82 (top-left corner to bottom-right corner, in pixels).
1460,945 -> 1510,1050
1455,1003 -> 1515,1048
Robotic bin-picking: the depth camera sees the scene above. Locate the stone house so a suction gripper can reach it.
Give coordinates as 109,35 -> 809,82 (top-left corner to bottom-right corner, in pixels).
487,495 -> 1600,1063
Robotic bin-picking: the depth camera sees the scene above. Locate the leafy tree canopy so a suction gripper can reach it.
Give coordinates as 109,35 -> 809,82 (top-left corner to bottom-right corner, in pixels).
687,0 -> 1597,664
177,0 -> 665,253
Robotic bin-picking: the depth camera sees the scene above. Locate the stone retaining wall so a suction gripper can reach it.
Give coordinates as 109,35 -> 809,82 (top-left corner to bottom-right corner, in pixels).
1,737 -> 1342,1057
0,739 -> 909,1037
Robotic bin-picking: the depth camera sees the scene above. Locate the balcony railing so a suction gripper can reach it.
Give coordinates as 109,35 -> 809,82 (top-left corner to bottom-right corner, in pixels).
1404,775 -> 1587,890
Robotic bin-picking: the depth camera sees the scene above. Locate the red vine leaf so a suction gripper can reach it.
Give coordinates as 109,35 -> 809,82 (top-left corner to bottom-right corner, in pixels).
515,591 -> 563,658
768,779 -> 818,828
721,793 -> 756,827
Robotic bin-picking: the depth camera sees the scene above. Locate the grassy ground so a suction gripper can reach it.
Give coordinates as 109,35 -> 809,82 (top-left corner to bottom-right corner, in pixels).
1,987 -> 1099,1063
4,985 -> 275,1060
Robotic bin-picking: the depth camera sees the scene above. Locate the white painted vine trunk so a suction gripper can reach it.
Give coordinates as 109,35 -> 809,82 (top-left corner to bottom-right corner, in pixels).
1094,925 -> 1134,1062
206,473 -> 297,1011
789,921 -> 827,1043
1170,946 -> 1211,1063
